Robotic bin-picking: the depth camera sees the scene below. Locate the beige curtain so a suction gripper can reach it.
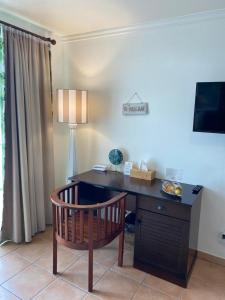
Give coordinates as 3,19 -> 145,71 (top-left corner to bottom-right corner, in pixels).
1,26 -> 54,243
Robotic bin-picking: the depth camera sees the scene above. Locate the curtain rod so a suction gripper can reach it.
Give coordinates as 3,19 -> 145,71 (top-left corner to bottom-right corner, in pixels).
0,19 -> 56,45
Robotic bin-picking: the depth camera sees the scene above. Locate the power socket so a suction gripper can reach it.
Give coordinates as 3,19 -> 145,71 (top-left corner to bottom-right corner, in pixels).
218,232 -> 225,245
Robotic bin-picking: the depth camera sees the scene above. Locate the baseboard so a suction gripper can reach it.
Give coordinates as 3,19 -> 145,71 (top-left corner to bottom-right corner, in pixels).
198,251 -> 225,267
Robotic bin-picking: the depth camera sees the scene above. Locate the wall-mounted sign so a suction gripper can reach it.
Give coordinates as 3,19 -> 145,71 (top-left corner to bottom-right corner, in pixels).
123,103 -> 148,115
122,92 -> 149,115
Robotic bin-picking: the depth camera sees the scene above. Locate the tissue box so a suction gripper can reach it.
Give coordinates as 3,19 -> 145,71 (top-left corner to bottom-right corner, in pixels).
130,168 -> 156,181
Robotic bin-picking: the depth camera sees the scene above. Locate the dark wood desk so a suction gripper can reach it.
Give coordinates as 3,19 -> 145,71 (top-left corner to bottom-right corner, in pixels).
71,170 -> 202,287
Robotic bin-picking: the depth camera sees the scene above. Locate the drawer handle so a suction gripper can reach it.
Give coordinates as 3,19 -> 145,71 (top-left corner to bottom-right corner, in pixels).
157,205 -> 166,211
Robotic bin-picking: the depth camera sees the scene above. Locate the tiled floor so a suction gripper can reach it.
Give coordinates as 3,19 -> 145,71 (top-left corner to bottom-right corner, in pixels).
0,227 -> 225,299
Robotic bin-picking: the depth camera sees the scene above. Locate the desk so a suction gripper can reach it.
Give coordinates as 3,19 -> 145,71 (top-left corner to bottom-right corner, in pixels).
71,170 -> 202,287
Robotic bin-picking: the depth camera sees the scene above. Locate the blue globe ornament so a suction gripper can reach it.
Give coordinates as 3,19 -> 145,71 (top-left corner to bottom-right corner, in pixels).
109,149 -> 123,166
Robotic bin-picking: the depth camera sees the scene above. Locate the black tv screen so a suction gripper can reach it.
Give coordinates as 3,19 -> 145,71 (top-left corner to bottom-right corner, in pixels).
193,82 -> 225,133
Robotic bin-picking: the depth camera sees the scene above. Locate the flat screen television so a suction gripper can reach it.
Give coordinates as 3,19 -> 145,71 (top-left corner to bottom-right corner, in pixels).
193,82 -> 225,134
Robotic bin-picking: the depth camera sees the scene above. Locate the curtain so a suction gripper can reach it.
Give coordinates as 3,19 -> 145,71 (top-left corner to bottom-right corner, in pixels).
1,26 -> 54,243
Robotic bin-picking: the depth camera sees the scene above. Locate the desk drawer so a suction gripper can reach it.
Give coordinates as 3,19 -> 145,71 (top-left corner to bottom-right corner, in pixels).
137,196 -> 190,221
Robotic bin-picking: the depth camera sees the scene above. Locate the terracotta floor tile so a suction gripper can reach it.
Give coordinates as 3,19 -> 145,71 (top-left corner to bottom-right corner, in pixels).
35,245 -> 82,273
58,244 -> 85,256
124,233 -> 135,251
143,274 -> 184,298
192,258 -> 225,287
88,247 -> 118,268
34,278 -> 85,300
1,232 -> 225,299
0,242 -> 19,258
84,294 -> 101,300
2,264 -> 55,300
94,270 -> 139,299
181,275 -> 225,300
111,250 -> 146,283
0,286 -> 19,299
0,253 -> 31,284
133,284 -> 175,300
14,237 -> 51,262
104,237 -> 119,249
104,235 -> 134,252
60,256 -> 107,291
36,226 -> 53,241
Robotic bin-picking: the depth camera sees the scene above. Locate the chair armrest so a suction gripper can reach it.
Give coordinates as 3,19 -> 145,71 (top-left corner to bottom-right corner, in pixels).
50,182 -> 127,210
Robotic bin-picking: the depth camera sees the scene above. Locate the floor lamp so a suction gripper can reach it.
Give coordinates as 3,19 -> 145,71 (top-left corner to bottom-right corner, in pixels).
57,89 -> 88,179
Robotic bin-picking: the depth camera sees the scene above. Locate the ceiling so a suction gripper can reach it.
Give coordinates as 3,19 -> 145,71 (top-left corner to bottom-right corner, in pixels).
1,0 -> 225,35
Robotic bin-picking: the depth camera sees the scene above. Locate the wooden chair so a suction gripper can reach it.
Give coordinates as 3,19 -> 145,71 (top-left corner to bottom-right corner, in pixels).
50,181 -> 127,292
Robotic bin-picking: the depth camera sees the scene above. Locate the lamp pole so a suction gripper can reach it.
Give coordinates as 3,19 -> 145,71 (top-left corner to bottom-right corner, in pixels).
68,124 -> 77,179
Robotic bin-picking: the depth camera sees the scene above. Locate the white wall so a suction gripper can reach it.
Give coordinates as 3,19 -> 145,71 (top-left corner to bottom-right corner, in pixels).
61,16 -> 225,259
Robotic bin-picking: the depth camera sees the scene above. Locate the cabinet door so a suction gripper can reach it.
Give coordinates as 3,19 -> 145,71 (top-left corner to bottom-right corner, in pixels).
134,209 -> 189,276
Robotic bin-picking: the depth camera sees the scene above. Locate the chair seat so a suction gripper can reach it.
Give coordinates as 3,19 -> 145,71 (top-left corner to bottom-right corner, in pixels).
58,214 -> 121,250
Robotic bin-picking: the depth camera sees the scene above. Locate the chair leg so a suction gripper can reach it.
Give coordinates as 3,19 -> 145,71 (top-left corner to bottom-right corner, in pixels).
88,210 -> 94,292
88,247 -> 93,292
118,230 -> 124,267
53,231 -> 57,274
52,204 -> 57,275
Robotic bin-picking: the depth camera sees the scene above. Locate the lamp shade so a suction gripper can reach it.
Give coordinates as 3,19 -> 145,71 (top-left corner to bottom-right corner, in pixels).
57,89 -> 88,124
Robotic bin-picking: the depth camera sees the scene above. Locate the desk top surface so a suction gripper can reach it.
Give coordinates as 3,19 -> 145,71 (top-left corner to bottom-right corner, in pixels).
71,170 -> 202,207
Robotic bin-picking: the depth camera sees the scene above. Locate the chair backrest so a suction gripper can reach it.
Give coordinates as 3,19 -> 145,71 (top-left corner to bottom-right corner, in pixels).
50,181 -> 127,250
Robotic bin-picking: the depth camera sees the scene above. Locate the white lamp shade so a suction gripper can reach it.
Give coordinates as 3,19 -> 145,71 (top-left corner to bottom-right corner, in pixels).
57,89 -> 88,124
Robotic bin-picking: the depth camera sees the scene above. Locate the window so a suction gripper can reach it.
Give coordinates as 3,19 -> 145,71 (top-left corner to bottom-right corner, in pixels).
0,26 -> 5,226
